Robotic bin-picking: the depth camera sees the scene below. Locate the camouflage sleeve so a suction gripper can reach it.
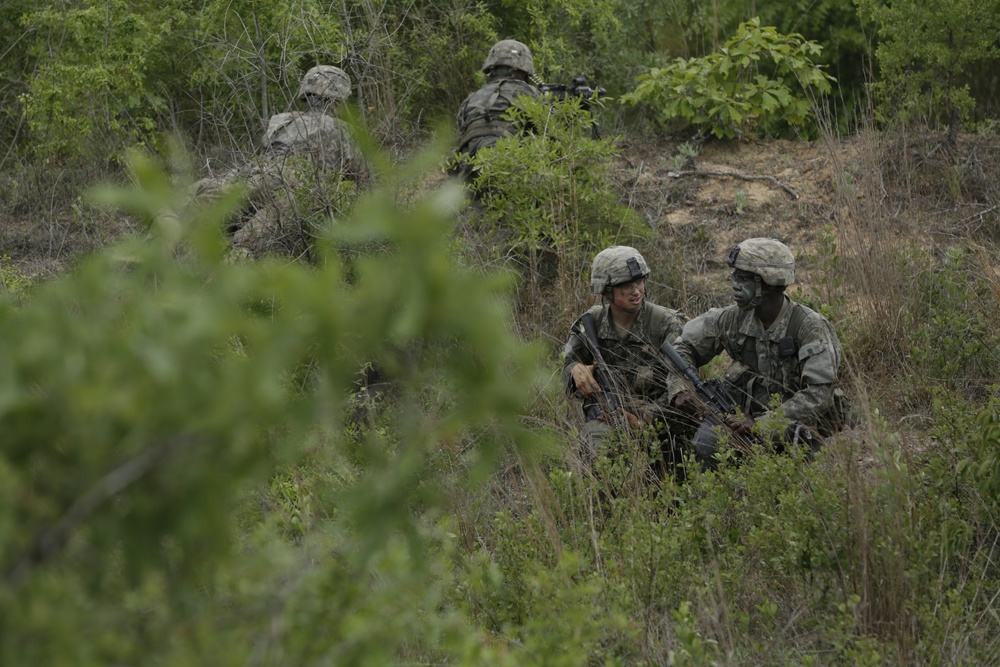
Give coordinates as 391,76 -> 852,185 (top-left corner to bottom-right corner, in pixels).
768,313 -> 841,426
518,81 -> 542,100
560,318 -> 594,397
658,309 -> 687,344
456,97 -> 469,134
340,132 -> 370,183
665,308 -> 728,402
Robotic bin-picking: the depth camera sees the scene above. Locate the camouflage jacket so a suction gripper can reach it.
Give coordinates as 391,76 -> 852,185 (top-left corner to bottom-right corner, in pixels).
455,78 -> 540,157
262,111 -> 367,181
666,297 -> 843,430
562,301 -> 686,428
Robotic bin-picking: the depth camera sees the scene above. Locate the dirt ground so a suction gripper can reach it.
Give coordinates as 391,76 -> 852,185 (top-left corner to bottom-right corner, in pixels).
626,137 -> 847,233
610,135 -> 869,306
4,131 -> 989,296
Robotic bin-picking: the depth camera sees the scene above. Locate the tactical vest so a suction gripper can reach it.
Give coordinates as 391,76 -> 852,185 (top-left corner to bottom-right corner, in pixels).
734,304 -> 849,434
457,79 -> 537,155
738,303 -> 808,368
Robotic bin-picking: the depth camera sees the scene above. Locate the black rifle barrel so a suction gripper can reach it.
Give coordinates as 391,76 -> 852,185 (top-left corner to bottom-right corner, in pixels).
658,339 -> 705,389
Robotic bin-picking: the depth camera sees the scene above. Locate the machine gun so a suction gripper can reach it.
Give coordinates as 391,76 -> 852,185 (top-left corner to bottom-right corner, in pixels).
537,76 -> 606,111
658,340 -> 740,420
579,312 -> 626,431
657,339 -> 755,454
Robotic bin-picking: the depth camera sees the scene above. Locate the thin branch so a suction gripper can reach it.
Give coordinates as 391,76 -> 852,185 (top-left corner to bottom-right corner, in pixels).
3,435 -> 200,589
668,168 -> 801,200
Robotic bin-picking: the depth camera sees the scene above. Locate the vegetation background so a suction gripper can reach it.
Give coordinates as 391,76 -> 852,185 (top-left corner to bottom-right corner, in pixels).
1,0 -> 1000,664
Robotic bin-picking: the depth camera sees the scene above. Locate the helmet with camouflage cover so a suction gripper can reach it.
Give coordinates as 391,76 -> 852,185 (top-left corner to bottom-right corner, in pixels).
590,245 -> 650,294
297,65 -> 352,103
726,237 -> 795,286
482,40 -> 534,77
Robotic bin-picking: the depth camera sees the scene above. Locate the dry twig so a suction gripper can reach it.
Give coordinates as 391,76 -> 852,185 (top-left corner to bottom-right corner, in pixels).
668,168 -> 800,200
3,435 -> 200,589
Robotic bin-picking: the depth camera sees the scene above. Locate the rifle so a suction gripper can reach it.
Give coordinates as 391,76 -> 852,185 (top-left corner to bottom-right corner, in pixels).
537,76 -> 606,111
657,339 -> 755,453
578,312 -> 626,431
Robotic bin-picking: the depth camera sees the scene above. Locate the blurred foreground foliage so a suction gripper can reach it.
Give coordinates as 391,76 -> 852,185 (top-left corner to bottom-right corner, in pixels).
2,0 -> 1000,663
1,134 -> 999,664
0,139 -> 549,664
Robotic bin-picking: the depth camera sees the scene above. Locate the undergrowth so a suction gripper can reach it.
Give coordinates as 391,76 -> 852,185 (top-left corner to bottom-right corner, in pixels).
3,68 -> 1000,667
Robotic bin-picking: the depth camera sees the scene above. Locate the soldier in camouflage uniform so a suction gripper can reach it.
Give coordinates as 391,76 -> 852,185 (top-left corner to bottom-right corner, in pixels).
191,65 -> 366,257
562,246 -> 687,469
451,40 -> 541,182
667,238 -> 846,469
258,65 -> 366,177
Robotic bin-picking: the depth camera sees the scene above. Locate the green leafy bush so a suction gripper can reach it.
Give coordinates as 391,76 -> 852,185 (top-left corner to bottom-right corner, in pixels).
856,0 -> 1000,147
0,138 -> 548,664
904,246 -> 1000,401
0,256 -> 34,300
464,95 -> 648,339
18,0 -> 189,164
621,18 -> 835,139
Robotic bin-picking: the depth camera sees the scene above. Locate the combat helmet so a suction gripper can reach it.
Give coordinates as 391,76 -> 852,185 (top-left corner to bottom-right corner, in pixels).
590,246 -> 650,294
297,65 -> 352,103
726,237 -> 795,286
482,39 -> 534,77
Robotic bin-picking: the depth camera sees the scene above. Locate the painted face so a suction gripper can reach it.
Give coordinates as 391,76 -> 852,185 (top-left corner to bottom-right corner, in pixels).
611,277 -> 646,313
731,270 -> 758,310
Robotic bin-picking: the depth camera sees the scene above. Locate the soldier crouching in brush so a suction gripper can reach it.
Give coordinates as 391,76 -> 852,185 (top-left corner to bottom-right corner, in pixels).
561,246 -> 688,476
188,65 -> 368,257
450,39 -> 541,183
667,238 -> 849,469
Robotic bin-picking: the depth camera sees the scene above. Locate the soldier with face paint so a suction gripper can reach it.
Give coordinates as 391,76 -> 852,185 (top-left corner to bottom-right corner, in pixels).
667,238 -> 847,468
562,246 -> 687,469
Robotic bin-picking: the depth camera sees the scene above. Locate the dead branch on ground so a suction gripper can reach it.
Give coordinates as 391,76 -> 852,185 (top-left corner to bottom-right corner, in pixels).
668,168 -> 800,200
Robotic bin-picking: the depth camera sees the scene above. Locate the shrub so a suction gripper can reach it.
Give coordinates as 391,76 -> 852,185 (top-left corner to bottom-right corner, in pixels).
463,95 -> 649,340
18,0 -> 188,164
0,138 -> 547,664
621,18 -> 835,139
855,0 -> 1000,149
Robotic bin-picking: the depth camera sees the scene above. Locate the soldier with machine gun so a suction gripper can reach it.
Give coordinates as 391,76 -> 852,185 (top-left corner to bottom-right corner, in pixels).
451,40 -> 605,182
667,238 -> 849,469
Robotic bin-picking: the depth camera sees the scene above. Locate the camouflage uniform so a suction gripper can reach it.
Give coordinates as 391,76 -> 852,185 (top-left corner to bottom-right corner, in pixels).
261,109 -> 366,179
562,246 -> 687,463
667,238 -> 846,465
563,301 -> 687,441
666,297 -> 843,431
455,79 -> 540,158
190,65 -> 366,257
453,40 -> 541,180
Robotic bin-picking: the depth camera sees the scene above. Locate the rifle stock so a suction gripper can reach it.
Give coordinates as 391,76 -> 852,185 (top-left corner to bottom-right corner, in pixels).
579,312 -> 626,431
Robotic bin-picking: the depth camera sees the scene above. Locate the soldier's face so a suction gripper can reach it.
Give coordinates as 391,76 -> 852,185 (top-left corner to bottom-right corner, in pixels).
611,277 -> 645,313
731,270 -> 757,309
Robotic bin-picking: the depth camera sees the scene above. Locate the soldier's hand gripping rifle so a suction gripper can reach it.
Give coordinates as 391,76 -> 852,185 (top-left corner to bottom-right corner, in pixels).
579,312 -> 626,431
657,339 -> 755,453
